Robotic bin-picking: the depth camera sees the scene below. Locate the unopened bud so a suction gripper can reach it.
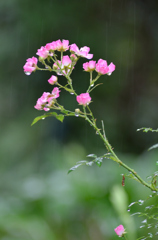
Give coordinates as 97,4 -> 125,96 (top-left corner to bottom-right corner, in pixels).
75,108 -> 80,117
75,108 -> 80,114
53,63 -> 58,70
70,54 -> 77,61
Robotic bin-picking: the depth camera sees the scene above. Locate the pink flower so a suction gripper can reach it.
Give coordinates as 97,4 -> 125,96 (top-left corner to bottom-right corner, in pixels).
62,55 -> 72,67
48,75 -> 58,85
108,62 -> 116,75
76,93 -> 91,106
70,44 -> 93,59
51,87 -> 60,99
34,87 -> 60,111
23,56 -> 38,75
56,39 -> 69,51
45,42 -> 56,56
34,92 -> 50,110
45,41 -> 57,52
36,46 -> 49,59
83,60 -> 96,72
95,59 -> 115,75
53,56 -> 72,75
114,225 -> 125,237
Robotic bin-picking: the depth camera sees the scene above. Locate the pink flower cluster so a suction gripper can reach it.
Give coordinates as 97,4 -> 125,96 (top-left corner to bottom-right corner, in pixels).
23,39 -> 94,75
83,59 -> 115,75
114,225 -> 125,237
34,87 -> 60,111
23,39 -> 116,111
37,39 -> 69,59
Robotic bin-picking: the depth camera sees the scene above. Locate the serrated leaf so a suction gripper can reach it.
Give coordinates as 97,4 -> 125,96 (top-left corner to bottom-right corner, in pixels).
148,143 -> 158,151
87,154 -> 97,158
31,112 -> 64,126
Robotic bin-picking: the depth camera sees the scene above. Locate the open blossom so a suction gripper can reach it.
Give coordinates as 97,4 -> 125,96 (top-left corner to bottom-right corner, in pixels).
70,44 -> 93,59
56,39 -> 69,51
114,225 -> 125,237
62,55 -> 72,67
45,41 -> 57,52
34,92 -> 50,111
95,59 -> 115,75
34,87 -> 60,111
53,56 -> 72,75
23,56 -> 38,75
76,93 -> 91,106
83,60 -> 96,72
51,87 -> 60,99
48,75 -> 58,85
36,46 -> 49,59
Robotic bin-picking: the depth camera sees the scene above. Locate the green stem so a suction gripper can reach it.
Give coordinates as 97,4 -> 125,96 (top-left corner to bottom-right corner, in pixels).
123,235 -> 128,240
82,107 -> 157,192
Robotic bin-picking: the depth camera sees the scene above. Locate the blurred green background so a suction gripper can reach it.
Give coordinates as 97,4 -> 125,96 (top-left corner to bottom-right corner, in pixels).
0,0 -> 158,239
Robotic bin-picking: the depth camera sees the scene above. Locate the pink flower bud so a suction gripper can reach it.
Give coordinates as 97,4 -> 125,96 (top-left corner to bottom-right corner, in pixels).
76,93 -> 91,106
48,75 -> 58,85
114,225 -> 125,237
70,54 -> 77,61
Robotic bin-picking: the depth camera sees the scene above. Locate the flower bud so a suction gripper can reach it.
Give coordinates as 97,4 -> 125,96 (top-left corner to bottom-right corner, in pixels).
70,54 -> 77,61
48,75 -> 58,85
114,225 -> 125,237
75,108 -> 80,117
53,62 -> 58,70
75,108 -> 80,114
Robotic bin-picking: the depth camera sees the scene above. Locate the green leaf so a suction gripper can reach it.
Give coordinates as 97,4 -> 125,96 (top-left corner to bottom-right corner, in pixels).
95,157 -> 103,167
87,154 -> 97,158
61,109 -> 69,115
31,112 -> 64,126
137,127 -> 158,133
86,161 -> 94,166
68,160 -> 88,174
148,143 -> 158,151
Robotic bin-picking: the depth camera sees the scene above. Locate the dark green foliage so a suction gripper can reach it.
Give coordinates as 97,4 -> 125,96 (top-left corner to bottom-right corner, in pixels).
31,112 -> 64,126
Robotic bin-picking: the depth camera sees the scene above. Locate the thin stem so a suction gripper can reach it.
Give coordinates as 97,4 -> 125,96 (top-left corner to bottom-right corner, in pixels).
123,235 -> 128,240
101,120 -> 107,140
81,107 -> 157,192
